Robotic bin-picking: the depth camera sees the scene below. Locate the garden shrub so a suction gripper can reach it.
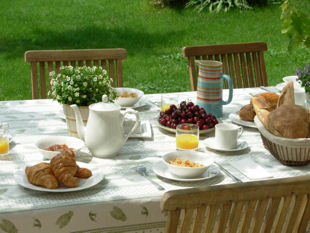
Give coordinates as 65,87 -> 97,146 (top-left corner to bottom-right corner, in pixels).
151,0 -> 187,7
185,0 -> 251,13
246,0 -> 268,6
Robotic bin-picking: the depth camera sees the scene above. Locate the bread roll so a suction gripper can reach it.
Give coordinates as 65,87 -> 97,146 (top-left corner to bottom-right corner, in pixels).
277,81 -> 295,107
267,104 -> 308,138
251,92 -> 279,129
238,104 -> 255,122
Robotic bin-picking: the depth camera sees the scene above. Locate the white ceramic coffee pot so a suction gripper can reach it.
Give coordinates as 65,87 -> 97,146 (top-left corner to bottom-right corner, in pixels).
71,95 -> 140,158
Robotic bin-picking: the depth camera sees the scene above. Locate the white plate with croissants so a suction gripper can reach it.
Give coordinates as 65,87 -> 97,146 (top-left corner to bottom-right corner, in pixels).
14,149 -> 104,192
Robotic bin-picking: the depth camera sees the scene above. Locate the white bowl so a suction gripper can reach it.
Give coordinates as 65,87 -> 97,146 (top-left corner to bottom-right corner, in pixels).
115,88 -> 144,107
163,151 -> 213,178
35,136 -> 85,160
282,75 -> 298,83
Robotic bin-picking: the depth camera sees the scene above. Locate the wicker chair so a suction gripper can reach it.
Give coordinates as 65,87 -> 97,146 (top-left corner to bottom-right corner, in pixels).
182,42 -> 268,91
24,48 -> 127,99
161,175 -> 310,233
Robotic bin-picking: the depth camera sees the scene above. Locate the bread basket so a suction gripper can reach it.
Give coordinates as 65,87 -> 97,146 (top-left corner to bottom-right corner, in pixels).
254,116 -> 310,166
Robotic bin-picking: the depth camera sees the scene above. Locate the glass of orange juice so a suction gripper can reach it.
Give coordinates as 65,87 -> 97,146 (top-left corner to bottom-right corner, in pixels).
176,123 -> 199,150
0,128 -> 9,155
161,94 -> 178,112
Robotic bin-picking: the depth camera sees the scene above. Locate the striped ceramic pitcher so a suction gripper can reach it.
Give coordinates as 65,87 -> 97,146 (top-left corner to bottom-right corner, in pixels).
196,60 -> 233,117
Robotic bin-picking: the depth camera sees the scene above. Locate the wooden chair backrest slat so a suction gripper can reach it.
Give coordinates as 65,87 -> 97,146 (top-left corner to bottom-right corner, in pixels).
25,48 -> 127,99
182,42 -> 268,91
263,197 -> 281,232
161,175 -> 310,233
39,62 -> 46,99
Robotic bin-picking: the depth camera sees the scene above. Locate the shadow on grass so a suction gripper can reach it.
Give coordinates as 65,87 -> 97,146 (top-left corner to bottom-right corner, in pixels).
0,25 -> 186,60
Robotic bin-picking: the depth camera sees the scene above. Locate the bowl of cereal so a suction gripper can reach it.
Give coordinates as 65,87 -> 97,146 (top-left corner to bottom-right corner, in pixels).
163,151 -> 212,178
35,136 -> 85,160
115,87 -> 144,107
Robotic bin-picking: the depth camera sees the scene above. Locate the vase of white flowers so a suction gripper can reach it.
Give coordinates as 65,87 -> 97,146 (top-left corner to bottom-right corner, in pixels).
49,65 -> 117,138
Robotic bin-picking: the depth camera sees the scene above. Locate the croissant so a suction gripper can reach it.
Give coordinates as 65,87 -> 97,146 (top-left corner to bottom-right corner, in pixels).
25,162 -> 58,189
75,167 -> 92,179
50,149 -> 79,188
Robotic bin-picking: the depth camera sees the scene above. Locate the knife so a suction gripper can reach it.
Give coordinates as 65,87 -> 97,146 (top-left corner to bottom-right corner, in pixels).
214,162 -> 242,183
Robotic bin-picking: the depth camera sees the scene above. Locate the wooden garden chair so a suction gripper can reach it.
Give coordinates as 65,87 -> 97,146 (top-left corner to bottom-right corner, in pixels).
24,48 -> 127,99
160,175 -> 310,233
182,42 -> 268,91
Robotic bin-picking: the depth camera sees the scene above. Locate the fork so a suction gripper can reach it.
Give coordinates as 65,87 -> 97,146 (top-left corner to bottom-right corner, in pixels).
214,162 -> 242,183
135,166 -> 165,191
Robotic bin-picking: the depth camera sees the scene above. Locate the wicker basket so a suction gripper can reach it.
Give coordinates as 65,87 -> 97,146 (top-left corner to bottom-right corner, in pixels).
254,116 -> 310,166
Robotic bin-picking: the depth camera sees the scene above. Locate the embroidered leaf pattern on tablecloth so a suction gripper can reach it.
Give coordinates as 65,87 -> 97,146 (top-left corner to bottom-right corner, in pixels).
129,155 -> 141,160
141,206 -> 149,217
110,206 -> 127,221
0,219 -> 18,233
89,212 -> 97,222
33,219 -> 41,228
14,129 -> 26,134
56,211 -> 73,228
0,189 -> 8,195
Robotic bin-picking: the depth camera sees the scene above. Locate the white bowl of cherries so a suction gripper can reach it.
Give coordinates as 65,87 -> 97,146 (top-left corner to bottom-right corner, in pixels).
157,101 -> 219,134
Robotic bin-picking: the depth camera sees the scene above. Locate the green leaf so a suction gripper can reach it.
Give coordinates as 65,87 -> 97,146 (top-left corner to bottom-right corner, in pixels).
0,219 -> 18,233
56,211 -> 73,229
33,219 -> 41,228
129,155 -> 141,160
141,206 -> 149,217
305,37 -> 310,49
0,189 -> 8,195
110,206 -> 127,222
89,212 -> 97,222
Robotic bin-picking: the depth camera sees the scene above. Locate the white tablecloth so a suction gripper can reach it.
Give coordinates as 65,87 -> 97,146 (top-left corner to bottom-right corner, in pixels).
1,88 -> 310,233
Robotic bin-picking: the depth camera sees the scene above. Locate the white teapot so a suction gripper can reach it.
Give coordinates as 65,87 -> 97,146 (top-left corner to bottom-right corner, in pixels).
71,95 -> 140,158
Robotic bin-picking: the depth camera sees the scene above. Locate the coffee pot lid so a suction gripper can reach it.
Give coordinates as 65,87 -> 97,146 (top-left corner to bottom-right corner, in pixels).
90,95 -> 121,111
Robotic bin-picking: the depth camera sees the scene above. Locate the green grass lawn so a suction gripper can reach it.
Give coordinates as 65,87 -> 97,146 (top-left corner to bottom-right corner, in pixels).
0,0 -> 309,100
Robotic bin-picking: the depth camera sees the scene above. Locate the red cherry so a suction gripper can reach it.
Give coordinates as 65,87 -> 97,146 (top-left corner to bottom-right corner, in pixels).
202,124 -> 209,130
187,102 -> 194,108
193,105 -> 200,111
180,119 -> 187,124
187,118 -> 193,123
183,125 -> 190,130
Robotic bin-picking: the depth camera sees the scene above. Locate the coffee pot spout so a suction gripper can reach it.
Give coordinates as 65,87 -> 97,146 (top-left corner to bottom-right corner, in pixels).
70,104 -> 86,141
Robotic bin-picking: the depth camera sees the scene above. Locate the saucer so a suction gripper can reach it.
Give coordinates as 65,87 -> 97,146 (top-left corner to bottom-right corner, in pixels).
152,161 -> 220,182
204,137 -> 248,152
121,98 -> 148,109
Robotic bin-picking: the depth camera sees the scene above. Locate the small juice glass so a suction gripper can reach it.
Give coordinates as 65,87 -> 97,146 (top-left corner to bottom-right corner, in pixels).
176,123 -> 199,150
0,128 -> 9,154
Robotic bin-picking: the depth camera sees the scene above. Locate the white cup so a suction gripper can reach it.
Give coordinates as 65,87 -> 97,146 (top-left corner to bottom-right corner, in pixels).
283,75 -> 299,83
215,123 -> 243,149
283,76 -> 302,88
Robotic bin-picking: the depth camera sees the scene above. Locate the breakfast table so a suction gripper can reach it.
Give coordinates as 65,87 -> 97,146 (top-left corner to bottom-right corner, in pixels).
1,87 -> 310,233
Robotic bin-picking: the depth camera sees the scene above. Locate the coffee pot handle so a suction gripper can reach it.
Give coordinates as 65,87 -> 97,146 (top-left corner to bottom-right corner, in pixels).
220,74 -> 233,105
122,108 -> 140,142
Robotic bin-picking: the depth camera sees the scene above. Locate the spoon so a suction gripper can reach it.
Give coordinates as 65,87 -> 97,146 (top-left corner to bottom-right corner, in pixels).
135,166 -> 165,191
74,147 -> 93,163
